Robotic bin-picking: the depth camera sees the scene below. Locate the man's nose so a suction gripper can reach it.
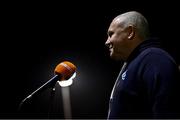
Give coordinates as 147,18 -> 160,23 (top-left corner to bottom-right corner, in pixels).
105,39 -> 110,47
105,39 -> 111,47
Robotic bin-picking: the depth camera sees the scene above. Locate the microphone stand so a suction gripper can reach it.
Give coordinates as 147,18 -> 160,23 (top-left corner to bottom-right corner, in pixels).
47,87 -> 56,118
18,75 -> 60,112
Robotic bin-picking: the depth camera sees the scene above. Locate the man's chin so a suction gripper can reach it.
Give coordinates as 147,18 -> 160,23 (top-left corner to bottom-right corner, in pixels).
110,54 -> 122,61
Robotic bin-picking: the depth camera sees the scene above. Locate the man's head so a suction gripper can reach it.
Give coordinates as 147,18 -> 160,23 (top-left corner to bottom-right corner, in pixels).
105,11 -> 150,61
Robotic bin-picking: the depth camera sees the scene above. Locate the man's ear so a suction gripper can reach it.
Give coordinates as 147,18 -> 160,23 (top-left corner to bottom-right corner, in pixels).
127,25 -> 135,40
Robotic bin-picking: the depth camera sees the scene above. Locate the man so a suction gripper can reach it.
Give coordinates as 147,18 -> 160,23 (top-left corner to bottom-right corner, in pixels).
105,11 -> 180,119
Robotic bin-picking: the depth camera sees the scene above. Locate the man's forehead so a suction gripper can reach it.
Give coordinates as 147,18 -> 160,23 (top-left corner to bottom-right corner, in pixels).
109,18 -> 123,30
112,16 -> 125,24
108,23 -> 116,32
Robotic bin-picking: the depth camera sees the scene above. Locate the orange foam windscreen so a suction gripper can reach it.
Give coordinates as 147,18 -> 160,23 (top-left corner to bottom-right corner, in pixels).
54,61 -> 76,80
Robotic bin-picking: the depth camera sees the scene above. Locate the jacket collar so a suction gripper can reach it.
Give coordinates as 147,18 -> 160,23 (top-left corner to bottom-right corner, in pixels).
126,37 -> 161,63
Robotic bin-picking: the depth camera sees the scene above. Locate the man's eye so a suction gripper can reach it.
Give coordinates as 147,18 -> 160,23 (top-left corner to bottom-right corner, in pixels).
108,31 -> 113,37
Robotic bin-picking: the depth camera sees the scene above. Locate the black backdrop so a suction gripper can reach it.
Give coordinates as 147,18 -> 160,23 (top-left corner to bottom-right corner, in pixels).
1,1 -> 179,119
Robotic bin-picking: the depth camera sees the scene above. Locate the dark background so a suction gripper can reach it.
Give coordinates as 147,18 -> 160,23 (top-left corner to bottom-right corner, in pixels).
1,1 -> 180,119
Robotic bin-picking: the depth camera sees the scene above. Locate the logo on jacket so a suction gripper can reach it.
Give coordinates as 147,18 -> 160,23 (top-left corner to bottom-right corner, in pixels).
122,70 -> 127,80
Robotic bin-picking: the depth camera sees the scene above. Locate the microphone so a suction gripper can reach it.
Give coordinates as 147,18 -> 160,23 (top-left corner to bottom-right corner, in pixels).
18,61 -> 76,111
54,61 -> 76,81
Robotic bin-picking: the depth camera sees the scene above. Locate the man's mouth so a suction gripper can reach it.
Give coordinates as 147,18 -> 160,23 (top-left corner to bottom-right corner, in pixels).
109,44 -> 113,50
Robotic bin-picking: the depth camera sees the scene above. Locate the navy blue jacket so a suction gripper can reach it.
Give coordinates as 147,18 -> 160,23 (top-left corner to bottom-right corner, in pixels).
108,38 -> 180,119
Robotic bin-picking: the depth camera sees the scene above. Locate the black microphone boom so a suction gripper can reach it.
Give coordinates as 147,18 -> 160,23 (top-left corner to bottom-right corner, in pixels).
26,75 -> 60,99
18,74 -> 61,111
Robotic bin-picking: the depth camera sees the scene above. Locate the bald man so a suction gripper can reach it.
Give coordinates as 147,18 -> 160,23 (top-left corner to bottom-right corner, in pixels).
105,11 -> 180,119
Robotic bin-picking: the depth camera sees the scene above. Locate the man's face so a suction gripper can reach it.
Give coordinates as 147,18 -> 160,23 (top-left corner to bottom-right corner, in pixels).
105,20 -> 129,61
